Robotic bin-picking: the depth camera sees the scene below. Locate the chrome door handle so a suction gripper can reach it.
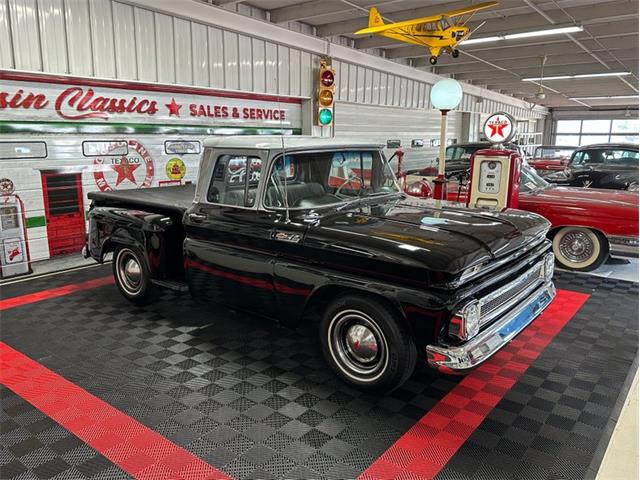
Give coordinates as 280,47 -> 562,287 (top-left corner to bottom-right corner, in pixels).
188,212 -> 207,223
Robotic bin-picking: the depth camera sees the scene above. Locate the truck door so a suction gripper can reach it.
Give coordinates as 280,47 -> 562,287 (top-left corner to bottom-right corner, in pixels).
184,151 -> 279,318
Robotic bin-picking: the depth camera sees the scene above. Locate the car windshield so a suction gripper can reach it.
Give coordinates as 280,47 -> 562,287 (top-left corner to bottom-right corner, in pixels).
520,164 -> 550,193
534,147 -> 575,159
264,149 -> 400,210
446,145 -> 481,161
571,147 -> 639,166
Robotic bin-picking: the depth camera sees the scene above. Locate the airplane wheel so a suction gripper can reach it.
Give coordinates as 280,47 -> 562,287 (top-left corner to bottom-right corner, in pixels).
429,56 -> 438,65
452,49 -> 460,58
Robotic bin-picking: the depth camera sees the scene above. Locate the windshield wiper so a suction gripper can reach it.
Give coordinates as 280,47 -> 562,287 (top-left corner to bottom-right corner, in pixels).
336,192 -> 403,212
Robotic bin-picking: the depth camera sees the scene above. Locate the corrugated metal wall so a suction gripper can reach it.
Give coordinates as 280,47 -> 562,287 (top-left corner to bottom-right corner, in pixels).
334,103 -> 463,171
0,0 -> 543,120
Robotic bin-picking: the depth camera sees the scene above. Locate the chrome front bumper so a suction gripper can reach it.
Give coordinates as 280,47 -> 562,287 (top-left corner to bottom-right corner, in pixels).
607,236 -> 639,257
426,281 -> 556,373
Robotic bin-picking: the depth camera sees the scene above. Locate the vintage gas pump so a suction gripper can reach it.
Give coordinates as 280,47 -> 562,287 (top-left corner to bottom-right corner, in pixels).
0,178 -> 31,278
467,112 -> 521,211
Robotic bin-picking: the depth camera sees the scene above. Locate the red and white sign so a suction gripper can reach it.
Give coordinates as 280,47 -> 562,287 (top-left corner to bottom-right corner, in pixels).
93,140 -> 155,192
483,112 -> 516,144
3,238 -> 24,264
0,73 -> 302,128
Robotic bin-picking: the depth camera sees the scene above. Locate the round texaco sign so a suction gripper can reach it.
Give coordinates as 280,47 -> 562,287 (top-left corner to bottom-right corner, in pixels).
93,140 -> 155,192
483,112 -> 516,144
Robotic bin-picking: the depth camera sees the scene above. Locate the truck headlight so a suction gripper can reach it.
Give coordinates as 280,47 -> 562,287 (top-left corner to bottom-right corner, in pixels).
450,301 -> 481,341
543,252 -> 555,281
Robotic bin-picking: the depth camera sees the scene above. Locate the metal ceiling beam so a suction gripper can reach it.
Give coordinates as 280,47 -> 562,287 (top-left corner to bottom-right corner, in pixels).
269,0 -> 404,24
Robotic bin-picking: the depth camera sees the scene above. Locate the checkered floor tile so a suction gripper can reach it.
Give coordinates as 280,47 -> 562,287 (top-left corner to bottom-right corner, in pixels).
1,266 -> 637,479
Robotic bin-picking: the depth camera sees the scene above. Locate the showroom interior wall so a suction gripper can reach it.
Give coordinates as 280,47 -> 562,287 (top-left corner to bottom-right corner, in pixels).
0,0 -> 547,129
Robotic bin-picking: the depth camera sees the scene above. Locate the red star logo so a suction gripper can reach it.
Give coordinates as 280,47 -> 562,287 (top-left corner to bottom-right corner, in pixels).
110,157 -> 140,186
166,98 -> 182,116
488,117 -> 508,139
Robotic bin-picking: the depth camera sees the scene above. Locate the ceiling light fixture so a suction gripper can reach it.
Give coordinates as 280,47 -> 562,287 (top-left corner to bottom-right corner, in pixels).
523,72 -> 632,81
460,24 -> 583,45
568,95 -> 639,100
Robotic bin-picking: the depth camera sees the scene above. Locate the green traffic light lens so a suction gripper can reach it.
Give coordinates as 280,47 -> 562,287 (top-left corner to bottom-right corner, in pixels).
319,108 -> 333,125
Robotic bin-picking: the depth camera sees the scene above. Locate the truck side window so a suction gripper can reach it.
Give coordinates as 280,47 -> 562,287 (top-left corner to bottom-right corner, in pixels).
207,155 -> 262,207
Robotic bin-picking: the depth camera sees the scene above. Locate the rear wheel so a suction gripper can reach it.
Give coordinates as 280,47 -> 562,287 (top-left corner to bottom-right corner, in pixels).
552,227 -> 608,271
320,294 -> 416,392
113,245 -> 158,305
452,49 -> 460,58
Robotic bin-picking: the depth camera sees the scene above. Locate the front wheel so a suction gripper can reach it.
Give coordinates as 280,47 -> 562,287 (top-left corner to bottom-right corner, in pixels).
113,245 -> 158,305
452,49 -> 460,58
552,227 -> 608,271
320,294 -> 416,392
429,55 -> 438,65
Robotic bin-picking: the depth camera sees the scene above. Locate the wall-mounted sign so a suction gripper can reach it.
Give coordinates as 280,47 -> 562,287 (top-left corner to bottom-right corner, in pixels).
483,112 -> 516,144
0,76 -> 302,129
411,139 -> 424,148
0,178 -> 15,196
166,158 -> 187,181
165,140 -> 201,155
386,139 -> 401,149
93,140 -> 154,192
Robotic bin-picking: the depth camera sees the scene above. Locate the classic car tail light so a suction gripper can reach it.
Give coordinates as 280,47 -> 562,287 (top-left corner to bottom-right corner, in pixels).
449,301 -> 480,341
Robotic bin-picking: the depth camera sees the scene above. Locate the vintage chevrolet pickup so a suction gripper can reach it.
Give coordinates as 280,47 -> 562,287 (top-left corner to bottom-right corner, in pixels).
86,137 -> 556,392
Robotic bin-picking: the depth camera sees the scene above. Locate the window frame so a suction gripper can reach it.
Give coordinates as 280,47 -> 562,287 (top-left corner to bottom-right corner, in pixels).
81,140 -> 128,157
202,150 -> 268,209
0,141 -> 48,160
554,118 -> 640,146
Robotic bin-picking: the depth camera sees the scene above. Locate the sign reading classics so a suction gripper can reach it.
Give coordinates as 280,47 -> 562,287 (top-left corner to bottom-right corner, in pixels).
0,75 -> 302,129
483,112 -> 516,144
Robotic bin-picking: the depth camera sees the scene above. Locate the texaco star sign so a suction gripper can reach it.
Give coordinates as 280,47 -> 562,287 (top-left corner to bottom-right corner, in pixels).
483,112 -> 516,144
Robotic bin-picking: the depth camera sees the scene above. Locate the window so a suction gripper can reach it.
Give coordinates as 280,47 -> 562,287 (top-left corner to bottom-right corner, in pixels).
571,147 -> 639,166
554,118 -> 640,146
0,141 -> 47,159
207,155 -> 262,207
534,146 -> 576,159
82,141 -> 128,156
264,150 -> 399,209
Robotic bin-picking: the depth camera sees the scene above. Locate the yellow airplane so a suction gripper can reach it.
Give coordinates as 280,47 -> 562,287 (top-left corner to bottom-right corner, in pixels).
354,2 -> 498,65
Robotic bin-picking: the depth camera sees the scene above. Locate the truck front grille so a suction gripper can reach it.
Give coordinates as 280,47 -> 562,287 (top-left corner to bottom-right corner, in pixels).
478,260 -> 545,327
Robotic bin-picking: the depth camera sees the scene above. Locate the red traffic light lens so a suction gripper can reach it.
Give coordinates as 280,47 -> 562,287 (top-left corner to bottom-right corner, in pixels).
321,70 -> 334,87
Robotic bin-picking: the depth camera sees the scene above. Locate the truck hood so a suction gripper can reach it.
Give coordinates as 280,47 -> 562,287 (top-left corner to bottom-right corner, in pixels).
304,197 -> 549,274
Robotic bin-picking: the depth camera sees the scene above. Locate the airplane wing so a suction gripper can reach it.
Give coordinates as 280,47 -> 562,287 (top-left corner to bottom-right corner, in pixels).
354,13 -> 443,35
442,1 -> 499,18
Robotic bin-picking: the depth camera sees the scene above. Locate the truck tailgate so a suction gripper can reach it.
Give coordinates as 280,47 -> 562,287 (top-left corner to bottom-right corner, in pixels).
88,184 -> 196,215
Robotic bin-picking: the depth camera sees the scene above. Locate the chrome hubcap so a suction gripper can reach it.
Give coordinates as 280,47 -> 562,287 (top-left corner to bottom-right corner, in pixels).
559,231 -> 593,263
117,250 -> 142,294
345,324 -> 378,363
328,310 -> 388,381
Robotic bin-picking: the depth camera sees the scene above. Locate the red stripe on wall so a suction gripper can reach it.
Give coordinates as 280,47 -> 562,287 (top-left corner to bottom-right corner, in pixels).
0,276 -> 114,311
359,288 -> 590,480
0,342 -> 231,480
0,70 -> 303,104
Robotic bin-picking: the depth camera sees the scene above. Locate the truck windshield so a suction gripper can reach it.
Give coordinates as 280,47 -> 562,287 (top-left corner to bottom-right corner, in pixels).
265,150 -> 400,209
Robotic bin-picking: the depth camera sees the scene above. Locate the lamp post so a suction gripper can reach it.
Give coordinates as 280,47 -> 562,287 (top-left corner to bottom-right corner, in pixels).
430,79 -> 463,200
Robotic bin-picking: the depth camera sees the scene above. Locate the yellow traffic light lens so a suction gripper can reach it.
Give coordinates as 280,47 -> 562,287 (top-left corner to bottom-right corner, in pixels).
319,90 -> 333,106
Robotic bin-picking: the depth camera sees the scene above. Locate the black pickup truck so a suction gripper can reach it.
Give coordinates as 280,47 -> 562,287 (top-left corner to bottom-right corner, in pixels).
86,136 -> 556,392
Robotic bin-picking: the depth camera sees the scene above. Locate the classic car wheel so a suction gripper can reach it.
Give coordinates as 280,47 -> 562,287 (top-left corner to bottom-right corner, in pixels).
113,246 -> 158,305
552,227 -> 608,272
320,295 -> 416,392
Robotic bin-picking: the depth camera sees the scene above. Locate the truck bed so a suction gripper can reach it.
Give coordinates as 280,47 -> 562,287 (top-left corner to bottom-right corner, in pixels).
88,184 -> 195,215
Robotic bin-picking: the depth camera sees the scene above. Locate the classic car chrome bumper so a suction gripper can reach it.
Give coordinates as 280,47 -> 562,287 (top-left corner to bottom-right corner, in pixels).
426,281 -> 556,373
607,235 -> 639,257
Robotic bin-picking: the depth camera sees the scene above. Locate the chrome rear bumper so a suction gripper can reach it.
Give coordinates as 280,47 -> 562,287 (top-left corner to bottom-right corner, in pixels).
426,281 -> 556,373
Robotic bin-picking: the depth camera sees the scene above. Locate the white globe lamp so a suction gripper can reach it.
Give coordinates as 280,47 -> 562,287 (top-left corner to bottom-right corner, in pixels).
430,78 -> 463,200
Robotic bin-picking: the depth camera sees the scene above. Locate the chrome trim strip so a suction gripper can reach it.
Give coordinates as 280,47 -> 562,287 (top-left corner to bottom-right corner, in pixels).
607,236 -> 639,257
426,281 -> 556,372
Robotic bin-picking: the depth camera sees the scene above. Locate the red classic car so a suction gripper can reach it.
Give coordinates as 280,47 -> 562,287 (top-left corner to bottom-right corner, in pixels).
528,145 -> 577,174
402,163 -> 638,272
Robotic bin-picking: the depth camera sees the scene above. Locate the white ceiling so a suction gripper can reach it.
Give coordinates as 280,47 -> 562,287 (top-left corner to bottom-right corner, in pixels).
210,0 -> 639,110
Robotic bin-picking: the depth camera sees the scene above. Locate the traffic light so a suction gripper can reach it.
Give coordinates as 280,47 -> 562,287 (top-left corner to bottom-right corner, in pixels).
317,59 -> 335,127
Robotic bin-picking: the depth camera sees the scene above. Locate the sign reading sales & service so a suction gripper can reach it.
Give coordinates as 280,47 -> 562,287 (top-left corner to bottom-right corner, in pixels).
0,77 -> 302,129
